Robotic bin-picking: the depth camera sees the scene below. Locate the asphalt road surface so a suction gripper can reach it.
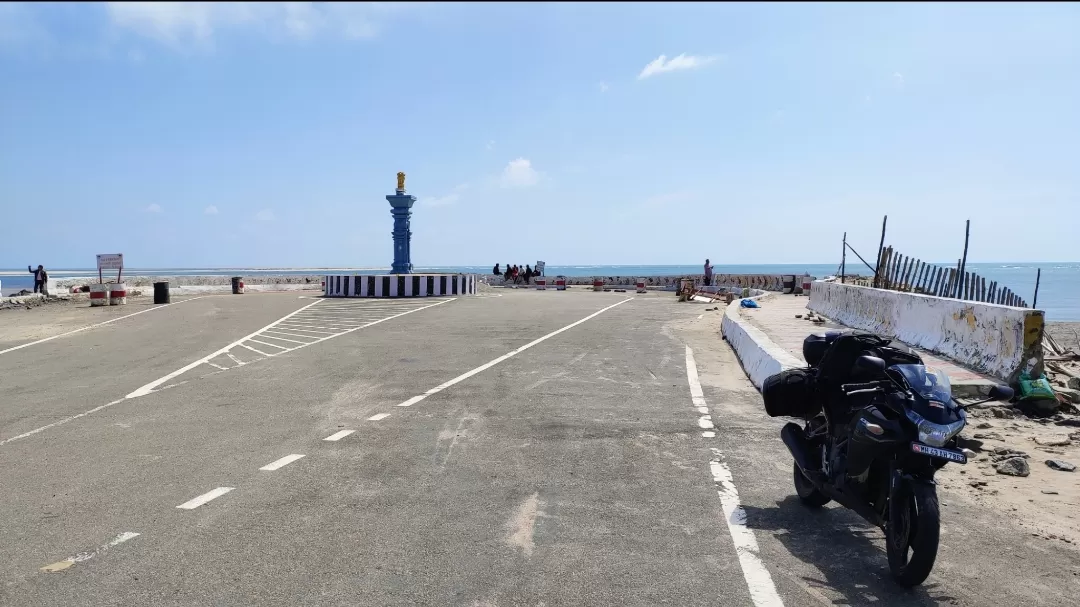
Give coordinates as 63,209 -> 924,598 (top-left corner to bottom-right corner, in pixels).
0,290 -> 1076,606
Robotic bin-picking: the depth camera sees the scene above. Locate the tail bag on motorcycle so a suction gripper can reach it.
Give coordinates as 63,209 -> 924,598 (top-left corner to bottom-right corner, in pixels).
762,368 -> 822,418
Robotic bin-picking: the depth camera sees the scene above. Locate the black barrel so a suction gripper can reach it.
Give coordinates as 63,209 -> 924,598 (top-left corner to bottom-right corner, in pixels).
153,281 -> 170,304
231,276 -> 244,294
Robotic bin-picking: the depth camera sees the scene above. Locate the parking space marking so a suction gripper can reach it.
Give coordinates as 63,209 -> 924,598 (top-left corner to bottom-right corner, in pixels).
367,413 -> 391,421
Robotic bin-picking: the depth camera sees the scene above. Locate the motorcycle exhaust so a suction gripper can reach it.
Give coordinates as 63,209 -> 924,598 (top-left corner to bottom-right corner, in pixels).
781,422 -> 814,472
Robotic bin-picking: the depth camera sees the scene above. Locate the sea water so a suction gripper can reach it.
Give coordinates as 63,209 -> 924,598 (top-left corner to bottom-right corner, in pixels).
1,262 -> 1074,321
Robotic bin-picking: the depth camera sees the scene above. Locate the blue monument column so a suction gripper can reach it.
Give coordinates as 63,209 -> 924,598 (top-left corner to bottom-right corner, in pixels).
387,171 -> 415,274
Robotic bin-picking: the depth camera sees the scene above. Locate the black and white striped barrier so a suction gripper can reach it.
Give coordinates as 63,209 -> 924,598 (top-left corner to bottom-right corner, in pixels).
324,274 -> 477,298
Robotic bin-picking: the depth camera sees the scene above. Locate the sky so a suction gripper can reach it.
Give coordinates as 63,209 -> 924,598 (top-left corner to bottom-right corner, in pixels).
1,2 -> 1078,269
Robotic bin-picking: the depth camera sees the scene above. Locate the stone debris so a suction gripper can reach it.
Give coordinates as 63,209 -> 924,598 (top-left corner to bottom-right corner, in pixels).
1033,434 -> 1073,447
973,432 -> 1003,441
975,422 -> 993,429
1042,489 -> 1060,494
1045,459 -> 1076,472
994,457 -> 1031,477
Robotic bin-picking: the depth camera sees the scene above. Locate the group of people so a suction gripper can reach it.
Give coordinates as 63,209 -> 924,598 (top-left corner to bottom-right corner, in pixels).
493,263 -> 540,285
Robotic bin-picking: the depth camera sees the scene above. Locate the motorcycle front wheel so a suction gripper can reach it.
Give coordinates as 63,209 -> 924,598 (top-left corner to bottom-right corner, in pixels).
886,481 -> 941,587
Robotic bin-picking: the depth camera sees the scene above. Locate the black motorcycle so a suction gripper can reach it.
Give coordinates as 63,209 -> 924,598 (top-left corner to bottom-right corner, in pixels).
762,330 -> 1014,587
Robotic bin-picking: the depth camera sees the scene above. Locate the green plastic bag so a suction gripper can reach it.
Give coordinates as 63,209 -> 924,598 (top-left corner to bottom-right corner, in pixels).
1018,372 -> 1055,401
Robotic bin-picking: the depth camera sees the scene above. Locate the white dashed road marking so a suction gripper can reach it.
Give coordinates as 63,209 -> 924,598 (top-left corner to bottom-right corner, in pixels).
684,346 -> 784,607
40,532 -> 141,573
323,430 -> 355,441
367,413 -> 391,421
177,487 -> 235,510
260,454 -> 306,471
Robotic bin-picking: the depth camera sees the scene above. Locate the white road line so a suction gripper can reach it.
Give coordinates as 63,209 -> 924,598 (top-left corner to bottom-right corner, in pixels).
274,325 -> 337,334
367,413 -> 391,421
40,531 -> 140,573
259,453 -> 306,471
323,430 -> 355,441
396,298 -> 633,408
239,343 -> 273,357
126,299 -> 325,398
248,338 -> 289,350
262,330 -> 320,341
0,398 -> 125,446
3,298 -> 455,449
685,347 -> 784,607
256,333 -> 310,345
0,296 -> 210,356
207,362 -> 228,371
176,487 -> 234,510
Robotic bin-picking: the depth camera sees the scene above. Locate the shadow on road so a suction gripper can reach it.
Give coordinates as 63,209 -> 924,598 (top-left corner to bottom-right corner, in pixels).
741,496 -> 958,606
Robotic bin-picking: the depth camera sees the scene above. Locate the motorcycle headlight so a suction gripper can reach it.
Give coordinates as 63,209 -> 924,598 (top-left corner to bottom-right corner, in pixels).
906,409 -> 965,447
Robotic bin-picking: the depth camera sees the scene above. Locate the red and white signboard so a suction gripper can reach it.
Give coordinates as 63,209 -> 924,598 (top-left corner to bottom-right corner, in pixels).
97,254 -> 124,271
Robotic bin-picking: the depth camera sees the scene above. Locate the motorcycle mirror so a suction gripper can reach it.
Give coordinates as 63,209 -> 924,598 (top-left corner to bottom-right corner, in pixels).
855,355 -> 887,373
988,384 -> 1015,402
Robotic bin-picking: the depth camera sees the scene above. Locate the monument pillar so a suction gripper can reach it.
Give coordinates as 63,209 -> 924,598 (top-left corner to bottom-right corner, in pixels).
386,171 -> 415,274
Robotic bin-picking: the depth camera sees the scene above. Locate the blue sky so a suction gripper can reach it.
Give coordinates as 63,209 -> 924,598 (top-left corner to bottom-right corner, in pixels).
2,2 -> 1078,268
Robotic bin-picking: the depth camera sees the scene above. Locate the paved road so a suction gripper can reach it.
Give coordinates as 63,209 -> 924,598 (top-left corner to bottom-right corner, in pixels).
0,291 -> 1076,606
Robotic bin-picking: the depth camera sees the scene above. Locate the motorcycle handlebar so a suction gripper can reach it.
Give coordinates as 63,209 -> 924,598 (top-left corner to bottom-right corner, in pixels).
841,381 -> 888,395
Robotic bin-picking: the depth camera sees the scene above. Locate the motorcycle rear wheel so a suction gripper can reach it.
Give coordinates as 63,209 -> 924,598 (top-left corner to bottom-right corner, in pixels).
886,481 -> 941,587
792,461 -> 831,508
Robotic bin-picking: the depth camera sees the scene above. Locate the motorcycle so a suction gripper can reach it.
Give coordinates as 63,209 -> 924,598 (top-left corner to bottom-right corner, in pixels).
762,330 -> 1014,587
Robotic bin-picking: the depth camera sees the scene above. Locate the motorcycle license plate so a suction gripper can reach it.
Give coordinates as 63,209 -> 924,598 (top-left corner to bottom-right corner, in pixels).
911,442 -> 967,463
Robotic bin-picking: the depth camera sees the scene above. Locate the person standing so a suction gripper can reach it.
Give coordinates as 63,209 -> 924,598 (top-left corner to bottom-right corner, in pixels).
703,258 -> 714,286
28,264 -> 48,294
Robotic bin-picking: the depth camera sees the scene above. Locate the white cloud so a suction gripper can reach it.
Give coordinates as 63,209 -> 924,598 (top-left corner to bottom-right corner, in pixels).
486,140 -> 495,151
500,158 -> 539,188
103,2 -> 406,49
598,81 -> 609,93
145,203 -> 163,213
892,71 -> 905,89
204,205 -> 219,215
420,193 -> 459,207
638,53 -> 720,80
419,183 -> 468,207
255,208 -> 275,221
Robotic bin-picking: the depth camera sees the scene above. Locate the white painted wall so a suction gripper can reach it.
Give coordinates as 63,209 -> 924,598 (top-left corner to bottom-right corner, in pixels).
808,280 -> 1042,382
720,293 -> 805,389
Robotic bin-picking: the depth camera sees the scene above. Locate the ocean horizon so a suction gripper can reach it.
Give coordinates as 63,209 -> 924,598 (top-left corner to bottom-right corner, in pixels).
2,262 -> 1075,322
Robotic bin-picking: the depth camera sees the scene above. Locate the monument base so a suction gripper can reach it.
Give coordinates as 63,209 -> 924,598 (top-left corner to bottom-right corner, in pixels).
325,274 -> 477,298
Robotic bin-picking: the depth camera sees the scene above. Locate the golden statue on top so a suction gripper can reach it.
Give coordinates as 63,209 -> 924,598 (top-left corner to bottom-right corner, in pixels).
396,172 -> 406,191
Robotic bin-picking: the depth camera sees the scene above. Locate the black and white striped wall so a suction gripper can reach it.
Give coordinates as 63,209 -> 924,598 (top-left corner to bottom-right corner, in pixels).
324,274 -> 477,298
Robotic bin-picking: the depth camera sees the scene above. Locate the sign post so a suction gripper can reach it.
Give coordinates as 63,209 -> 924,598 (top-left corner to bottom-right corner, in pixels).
96,254 -> 124,284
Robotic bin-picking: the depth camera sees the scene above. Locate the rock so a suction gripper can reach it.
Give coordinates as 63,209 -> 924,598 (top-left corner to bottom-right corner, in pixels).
1033,435 -> 1073,447
1042,489 -> 1059,495
795,314 -> 803,319
991,407 -> 1017,419
995,457 -> 1031,477
1057,388 -> 1080,404
1045,459 -> 1076,472
1069,377 -> 1080,391
974,432 -> 1003,441
976,422 -> 993,429
969,480 -> 988,488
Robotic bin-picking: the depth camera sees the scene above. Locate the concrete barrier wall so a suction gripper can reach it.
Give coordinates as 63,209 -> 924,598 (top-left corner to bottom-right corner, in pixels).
325,274 -> 476,298
720,292 -> 805,390
485,274 -> 813,291
807,280 -> 1044,383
